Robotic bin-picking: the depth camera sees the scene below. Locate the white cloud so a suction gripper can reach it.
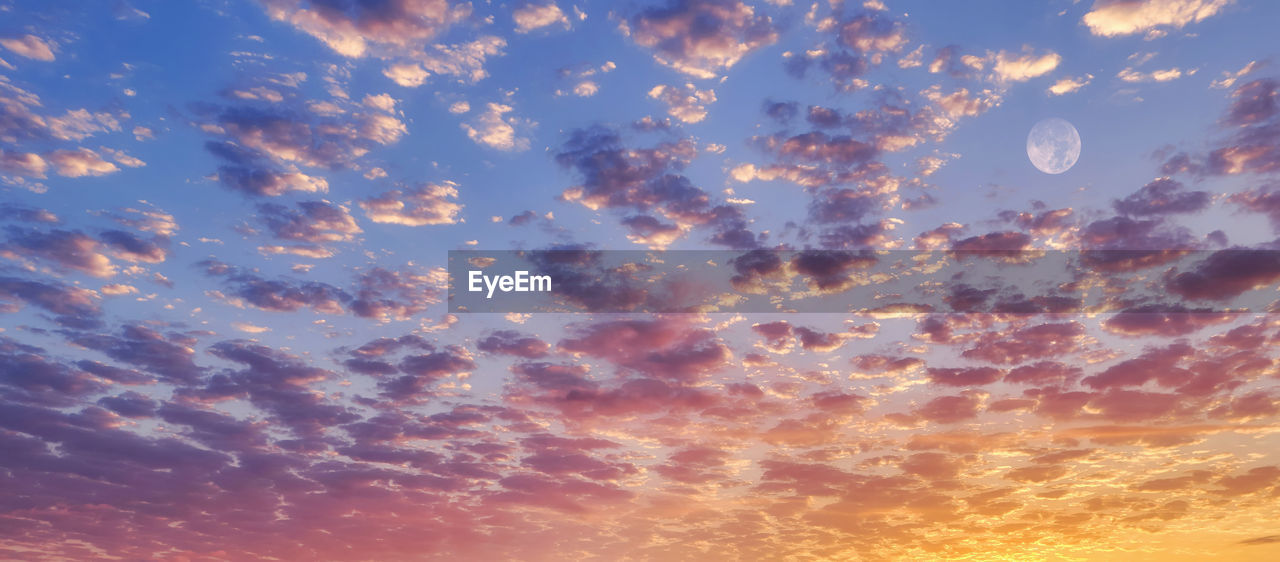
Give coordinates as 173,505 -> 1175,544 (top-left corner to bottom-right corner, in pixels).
1117,66 -> 1191,82
1210,60 -> 1264,89
229,87 -> 284,102
383,63 -> 429,87
259,0 -> 471,59
46,148 -> 120,178
1047,74 -> 1094,96
362,93 -> 398,113
923,86 -> 1002,119
1082,0 -> 1233,37
572,81 -> 599,97
897,45 -> 924,69
101,284 -> 139,296
0,35 -> 55,61
648,83 -> 717,123
231,322 -> 271,334
100,147 -> 146,168
0,150 -> 49,178
992,49 -> 1061,82
361,182 -> 463,226
513,2 -> 570,33
418,36 -> 506,84
460,103 -> 531,151
46,109 -> 124,141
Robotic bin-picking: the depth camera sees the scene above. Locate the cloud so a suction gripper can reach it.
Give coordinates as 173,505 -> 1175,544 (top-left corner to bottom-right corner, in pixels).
962,322 -> 1087,365
1005,361 -> 1082,385
1221,77 -> 1277,127
0,78 -> 129,153
256,200 -> 362,257
45,148 -> 120,177
2,227 -> 117,277
231,322 -> 270,334
558,317 -> 730,382
477,330 -> 551,358
0,78 -> 47,144
1118,66 -> 1189,82
6,2 -> 1280,558
1230,185 -> 1280,230
383,62 -> 430,87
1113,178 -> 1210,216
740,90 -> 953,201
1211,59 -> 1264,89
258,0 -> 470,58
513,2 -> 570,33
70,325 -> 204,385
97,391 -> 158,418
46,109 -> 124,141
556,126 -> 755,248
555,61 -> 615,97
923,86 -> 1002,118
927,367 -> 1004,386
757,131 -> 878,167
1102,308 -> 1235,336
752,320 -> 794,352
0,34 -> 55,61
460,103 -> 532,151
106,207 -> 179,238
349,266 -> 445,322
377,344 -> 475,400
950,231 -> 1032,253
99,230 -> 169,263
201,260 -> 349,314
1163,78 -> 1279,176
200,98 -> 405,196
0,149 -> 48,177
786,8 -> 906,90
0,276 -> 102,328
926,45 -> 985,78
1048,74 -> 1093,96
992,48 -> 1061,82
204,261 -> 441,322
197,340 -> 357,434
1082,0 -> 1234,38
1,147 -> 126,179
1165,248 -> 1280,301
1,341 -> 107,406
1215,465 -> 1280,496
623,0 -> 779,79
1082,343 -> 1194,390
212,165 -> 329,197
913,392 -> 985,424
213,105 -> 405,167
570,80 -> 598,97
418,36 -> 507,84
203,262 -> 441,322
99,283 -> 138,296
648,83 -> 716,123
360,182 -> 463,226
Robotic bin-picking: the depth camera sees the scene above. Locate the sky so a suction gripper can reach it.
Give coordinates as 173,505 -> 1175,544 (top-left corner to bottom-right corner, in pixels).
2,0 -> 1280,560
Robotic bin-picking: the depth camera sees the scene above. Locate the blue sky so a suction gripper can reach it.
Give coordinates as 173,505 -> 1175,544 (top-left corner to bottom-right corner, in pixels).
4,0 -> 1280,559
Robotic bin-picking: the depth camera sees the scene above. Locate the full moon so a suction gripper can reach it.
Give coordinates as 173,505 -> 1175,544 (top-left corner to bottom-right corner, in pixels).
1026,118 -> 1081,174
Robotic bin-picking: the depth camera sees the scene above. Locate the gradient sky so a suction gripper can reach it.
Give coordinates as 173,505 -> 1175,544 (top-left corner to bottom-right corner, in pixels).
2,0 -> 1280,560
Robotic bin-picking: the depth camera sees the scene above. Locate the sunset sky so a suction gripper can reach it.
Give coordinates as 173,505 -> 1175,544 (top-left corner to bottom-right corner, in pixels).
2,0 -> 1280,560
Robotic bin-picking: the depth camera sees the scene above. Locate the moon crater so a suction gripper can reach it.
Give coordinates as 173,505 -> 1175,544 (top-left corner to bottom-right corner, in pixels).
1027,118 -> 1081,174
